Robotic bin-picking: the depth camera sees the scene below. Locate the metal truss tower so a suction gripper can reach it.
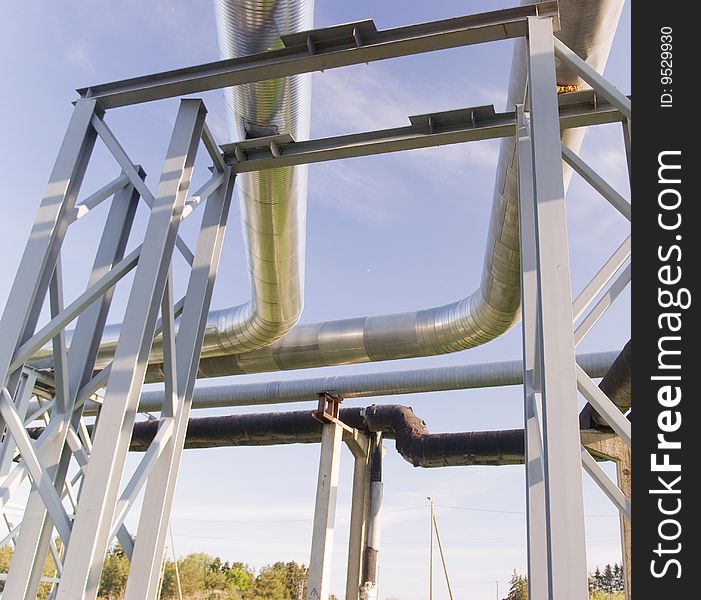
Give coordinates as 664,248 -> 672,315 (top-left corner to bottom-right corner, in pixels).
0,4 -> 631,598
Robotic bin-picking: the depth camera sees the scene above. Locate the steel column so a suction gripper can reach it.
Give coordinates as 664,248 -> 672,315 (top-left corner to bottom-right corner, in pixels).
56,99 -> 206,600
307,422 -> 343,600
516,104 -> 549,600
522,16 -> 588,598
124,166 -> 235,600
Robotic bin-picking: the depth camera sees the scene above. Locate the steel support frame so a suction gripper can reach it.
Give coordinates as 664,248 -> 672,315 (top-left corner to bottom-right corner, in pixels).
0,96 -> 232,599
0,5 -> 633,597
78,2 -> 559,109
518,16 -> 632,600
54,99 -> 208,600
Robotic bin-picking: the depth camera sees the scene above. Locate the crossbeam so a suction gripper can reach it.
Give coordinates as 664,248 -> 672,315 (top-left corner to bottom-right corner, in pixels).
77,2 -> 558,109
223,91 -> 623,172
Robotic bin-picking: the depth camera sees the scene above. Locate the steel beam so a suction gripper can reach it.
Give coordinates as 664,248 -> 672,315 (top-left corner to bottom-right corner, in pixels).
575,366 -> 631,446
307,422 -> 343,600
571,236 -> 630,322
0,370 -> 37,477
580,447 -> 631,518
524,16 -> 588,598
561,143 -> 631,220
78,2 -> 559,109
222,91 -> 623,173
71,173 -> 130,222
574,265 -> 631,345
0,99 -> 98,464
516,105 -> 549,600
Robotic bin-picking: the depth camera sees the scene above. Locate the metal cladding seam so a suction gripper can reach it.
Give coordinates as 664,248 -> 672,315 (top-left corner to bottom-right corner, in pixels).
29,0 -> 315,370
144,0 -> 625,381
137,350 -> 617,413
202,0 -> 314,355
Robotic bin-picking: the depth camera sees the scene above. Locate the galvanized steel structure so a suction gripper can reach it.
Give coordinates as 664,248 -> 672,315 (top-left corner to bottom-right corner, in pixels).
0,1 -> 630,598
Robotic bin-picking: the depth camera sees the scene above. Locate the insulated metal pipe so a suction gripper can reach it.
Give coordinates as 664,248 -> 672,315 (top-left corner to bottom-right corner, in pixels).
361,436 -> 383,600
30,0 -> 316,370
34,0 -> 625,378
137,350 -> 616,413
145,0 -> 625,380
109,405 -> 528,467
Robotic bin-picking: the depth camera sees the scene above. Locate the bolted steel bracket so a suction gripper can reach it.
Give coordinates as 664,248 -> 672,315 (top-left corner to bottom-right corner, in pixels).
312,392 -> 354,435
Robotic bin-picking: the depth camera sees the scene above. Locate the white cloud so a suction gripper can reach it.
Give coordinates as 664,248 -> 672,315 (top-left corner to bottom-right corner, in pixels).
307,66 -> 504,224
65,42 -> 96,74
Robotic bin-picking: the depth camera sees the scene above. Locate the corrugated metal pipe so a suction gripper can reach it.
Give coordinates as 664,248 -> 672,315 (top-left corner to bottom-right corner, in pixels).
136,350 -> 618,414
28,0 -> 316,370
33,0 -> 626,378
144,0 -> 625,381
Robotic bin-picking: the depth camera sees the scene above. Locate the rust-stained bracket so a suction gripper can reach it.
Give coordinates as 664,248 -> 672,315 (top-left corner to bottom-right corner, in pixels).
313,392 -> 355,436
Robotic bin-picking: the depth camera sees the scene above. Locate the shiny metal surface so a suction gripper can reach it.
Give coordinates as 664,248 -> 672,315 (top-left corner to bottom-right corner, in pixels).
30,0 -> 315,368
138,350 -> 617,413
34,0 -> 624,378
156,0 -> 625,380
206,0 -> 313,353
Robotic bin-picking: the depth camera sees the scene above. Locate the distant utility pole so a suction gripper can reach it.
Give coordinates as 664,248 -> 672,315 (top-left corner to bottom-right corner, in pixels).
427,497 -> 434,600
496,580 -> 499,600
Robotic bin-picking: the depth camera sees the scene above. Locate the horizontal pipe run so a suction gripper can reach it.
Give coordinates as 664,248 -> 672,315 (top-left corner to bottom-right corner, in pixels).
123,405 -> 527,468
136,350 -> 616,413
35,404 -> 613,469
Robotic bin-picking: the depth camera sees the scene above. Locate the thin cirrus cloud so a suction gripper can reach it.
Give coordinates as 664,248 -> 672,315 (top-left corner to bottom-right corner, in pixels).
308,66 -> 503,225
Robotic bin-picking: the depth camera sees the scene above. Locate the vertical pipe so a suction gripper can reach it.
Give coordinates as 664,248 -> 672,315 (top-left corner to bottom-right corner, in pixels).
429,498 -> 434,600
360,436 -> 383,600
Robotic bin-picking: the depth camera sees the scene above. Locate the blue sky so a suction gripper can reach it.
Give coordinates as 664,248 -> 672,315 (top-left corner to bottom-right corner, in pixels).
0,1 -> 630,598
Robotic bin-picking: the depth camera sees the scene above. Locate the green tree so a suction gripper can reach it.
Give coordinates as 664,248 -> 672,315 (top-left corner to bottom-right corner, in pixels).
177,553 -> 208,596
224,562 -> 254,593
0,545 -> 13,593
612,562 -> 624,592
589,566 -> 603,592
602,564 -> 614,593
245,561 -> 308,600
98,545 -> 130,599
506,569 -> 528,600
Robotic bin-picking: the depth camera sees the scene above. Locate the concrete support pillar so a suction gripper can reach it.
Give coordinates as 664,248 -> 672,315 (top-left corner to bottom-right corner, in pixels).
581,430 -> 631,599
307,422 -> 343,600
344,434 -> 371,600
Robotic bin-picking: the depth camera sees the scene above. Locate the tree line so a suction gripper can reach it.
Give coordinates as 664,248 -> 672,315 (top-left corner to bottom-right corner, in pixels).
0,544 -> 309,600
505,563 -> 625,600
